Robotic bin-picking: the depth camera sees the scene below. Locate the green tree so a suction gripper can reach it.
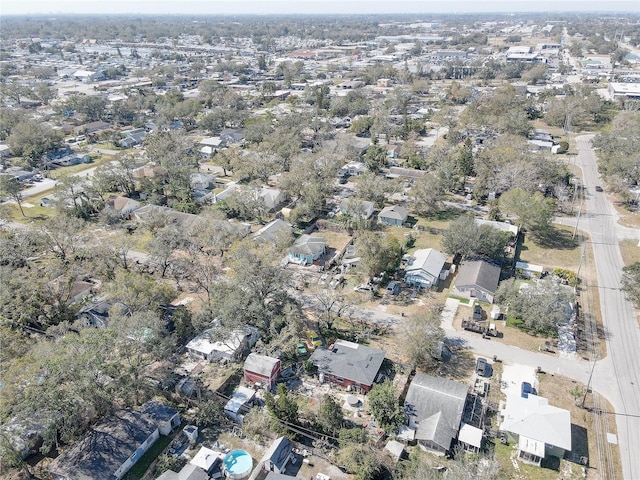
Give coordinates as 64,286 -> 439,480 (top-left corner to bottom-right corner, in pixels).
622,262 -> 640,307
316,394 -> 344,436
441,213 -> 511,260
107,270 -> 176,313
363,145 -> 387,172
0,175 -> 25,217
336,444 -> 381,480
411,174 -> 444,217
355,232 -> 402,280
494,277 -> 575,336
7,119 -> 63,166
355,173 -> 400,208
403,307 -> 445,371
264,384 -> 299,435
367,379 -> 402,433
499,188 -> 555,237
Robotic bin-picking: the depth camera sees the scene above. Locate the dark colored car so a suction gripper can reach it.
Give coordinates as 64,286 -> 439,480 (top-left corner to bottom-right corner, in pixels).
476,357 -> 488,377
521,381 -> 537,398
595,186 -> 603,192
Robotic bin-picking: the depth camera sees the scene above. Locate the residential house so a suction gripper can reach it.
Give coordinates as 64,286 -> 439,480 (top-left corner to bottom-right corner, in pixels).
340,198 -> 375,219
453,258 -> 501,304
48,402 -> 179,480
474,218 -> 519,237
260,186 -> 287,211
213,182 -> 240,203
404,248 -> 448,289
186,327 -> 259,363
243,353 -> 281,389
500,394 -> 571,466
132,164 -> 169,180
403,373 -> 469,455
76,300 -> 115,328
190,172 -> 216,191
259,437 -> 293,475
378,205 -> 408,226
118,128 -> 147,148
220,128 -> 245,144
140,401 -> 181,435
73,121 -> 112,136
289,234 -> 327,265
104,195 -> 142,218
156,464 -> 208,480
311,340 -> 385,393
224,386 -> 256,423
199,136 -> 225,159
253,219 -> 293,244
339,161 -> 367,177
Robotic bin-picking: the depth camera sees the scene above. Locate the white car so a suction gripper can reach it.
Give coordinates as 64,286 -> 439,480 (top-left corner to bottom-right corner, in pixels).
354,284 -> 374,292
318,273 -> 329,285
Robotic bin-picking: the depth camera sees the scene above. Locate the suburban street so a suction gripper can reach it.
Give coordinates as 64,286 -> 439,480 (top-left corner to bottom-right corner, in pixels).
573,135 -> 640,480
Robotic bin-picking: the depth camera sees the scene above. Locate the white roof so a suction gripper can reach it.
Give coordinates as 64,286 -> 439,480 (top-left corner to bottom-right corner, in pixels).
244,353 -> 280,377
518,435 -> 546,457
475,218 -> 519,235
186,328 -> 245,357
190,447 -> 223,471
501,394 -> 571,451
515,261 -> 544,273
458,423 -> 483,448
224,386 -> 255,414
200,136 -> 223,146
404,248 -> 447,284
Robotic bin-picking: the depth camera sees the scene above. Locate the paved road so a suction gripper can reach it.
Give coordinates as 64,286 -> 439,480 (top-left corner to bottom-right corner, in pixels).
573,135 -> 640,480
19,179 -> 57,198
440,298 -> 593,382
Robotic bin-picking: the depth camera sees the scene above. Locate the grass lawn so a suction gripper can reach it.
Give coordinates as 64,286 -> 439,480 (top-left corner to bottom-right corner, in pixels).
619,239 -> 640,267
122,425 -> 183,480
518,225 -> 583,272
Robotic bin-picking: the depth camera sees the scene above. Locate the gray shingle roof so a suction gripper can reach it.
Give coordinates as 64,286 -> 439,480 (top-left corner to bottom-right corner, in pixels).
311,340 -> 385,387
47,409 -> 158,480
454,258 -> 501,295
404,374 -> 468,451
378,205 -> 408,221
290,234 -> 326,256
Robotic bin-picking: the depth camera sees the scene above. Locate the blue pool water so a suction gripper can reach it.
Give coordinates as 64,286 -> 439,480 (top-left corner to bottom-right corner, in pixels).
223,450 -> 253,479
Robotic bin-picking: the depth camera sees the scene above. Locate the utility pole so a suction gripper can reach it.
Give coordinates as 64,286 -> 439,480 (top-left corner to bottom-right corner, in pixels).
572,201 -> 584,240
581,357 -> 598,408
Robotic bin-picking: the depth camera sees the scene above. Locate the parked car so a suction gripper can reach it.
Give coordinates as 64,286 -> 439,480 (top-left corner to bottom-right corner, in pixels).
354,284 -> 373,292
318,273 -> 329,285
476,357 -> 488,377
306,330 -> 323,348
329,274 -> 344,289
297,343 -> 308,356
473,304 -> 483,320
521,382 -> 537,398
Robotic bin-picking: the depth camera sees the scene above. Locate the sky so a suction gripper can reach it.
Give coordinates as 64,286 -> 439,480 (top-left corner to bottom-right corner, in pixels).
1,0 -> 639,15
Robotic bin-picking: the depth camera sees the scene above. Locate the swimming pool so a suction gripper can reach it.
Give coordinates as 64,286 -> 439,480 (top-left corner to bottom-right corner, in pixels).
223,449 -> 253,480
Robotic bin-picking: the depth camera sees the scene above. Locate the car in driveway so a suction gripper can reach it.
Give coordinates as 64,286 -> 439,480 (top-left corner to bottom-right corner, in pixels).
521,381 -> 537,398
476,357 -> 488,377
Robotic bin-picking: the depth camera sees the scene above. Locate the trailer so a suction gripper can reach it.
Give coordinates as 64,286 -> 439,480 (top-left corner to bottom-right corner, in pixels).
461,319 -> 499,337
